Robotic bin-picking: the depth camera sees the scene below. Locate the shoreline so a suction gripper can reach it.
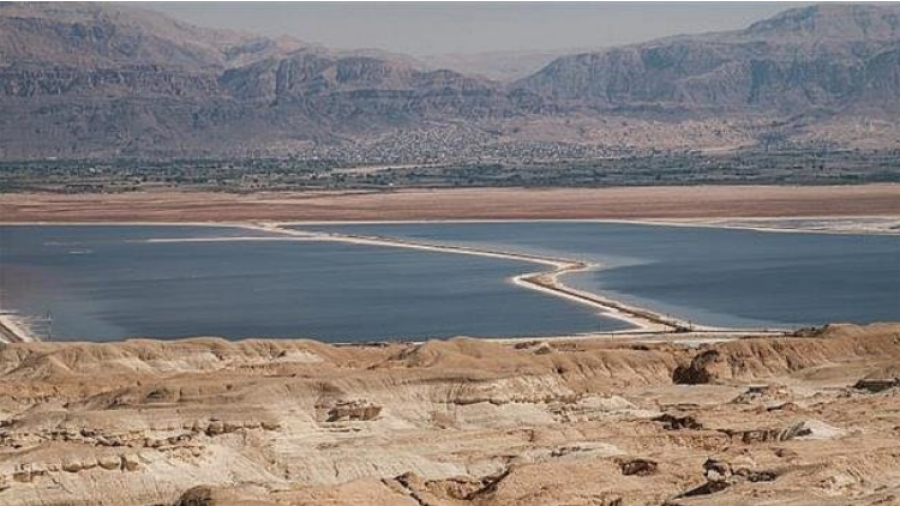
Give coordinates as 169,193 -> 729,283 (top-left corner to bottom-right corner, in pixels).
249,223 -> 716,333
2,216 -> 885,343
0,311 -> 36,343
4,185 -> 899,224
278,215 -> 900,236
1,215 -> 896,235
0,221 -> 689,344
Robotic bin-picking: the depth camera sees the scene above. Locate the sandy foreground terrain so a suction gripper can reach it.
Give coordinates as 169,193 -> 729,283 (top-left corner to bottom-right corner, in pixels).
3,185 -> 900,223
0,324 -> 898,505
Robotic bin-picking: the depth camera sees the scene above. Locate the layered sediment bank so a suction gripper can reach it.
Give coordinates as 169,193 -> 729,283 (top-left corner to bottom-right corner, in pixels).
0,323 -> 898,506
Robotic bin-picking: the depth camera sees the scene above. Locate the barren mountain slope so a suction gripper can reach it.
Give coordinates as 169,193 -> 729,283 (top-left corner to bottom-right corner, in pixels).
516,4 -> 900,111
0,323 -> 898,505
0,2 -> 511,159
2,3 -> 900,158
417,48 -> 598,82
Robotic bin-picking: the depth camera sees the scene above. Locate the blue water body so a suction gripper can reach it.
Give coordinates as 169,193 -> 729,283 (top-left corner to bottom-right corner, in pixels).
299,222 -> 900,329
0,225 -> 625,342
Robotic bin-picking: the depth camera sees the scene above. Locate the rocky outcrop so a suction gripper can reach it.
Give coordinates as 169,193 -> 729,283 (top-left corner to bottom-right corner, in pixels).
0,324 -> 898,505
854,378 -> 900,393
672,323 -> 900,385
321,400 -> 383,422
672,349 -> 724,384
730,384 -> 793,405
171,486 -> 214,506
616,457 -> 658,477
721,419 -> 846,444
652,413 -> 703,430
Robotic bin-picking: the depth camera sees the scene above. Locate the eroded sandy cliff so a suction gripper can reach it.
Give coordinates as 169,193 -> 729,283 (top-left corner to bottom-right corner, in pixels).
0,323 -> 898,505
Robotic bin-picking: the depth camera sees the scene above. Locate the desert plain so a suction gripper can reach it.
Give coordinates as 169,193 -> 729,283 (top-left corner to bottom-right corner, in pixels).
3,185 -> 900,223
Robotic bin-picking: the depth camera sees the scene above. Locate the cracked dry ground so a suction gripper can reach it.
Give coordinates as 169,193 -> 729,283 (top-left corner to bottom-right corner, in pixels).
1,323 -> 899,506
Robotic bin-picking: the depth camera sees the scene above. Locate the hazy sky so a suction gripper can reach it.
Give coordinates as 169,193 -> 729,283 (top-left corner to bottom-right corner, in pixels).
143,2 -> 804,55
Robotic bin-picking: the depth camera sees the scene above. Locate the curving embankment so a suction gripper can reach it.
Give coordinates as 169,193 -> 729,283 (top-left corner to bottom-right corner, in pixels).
0,221 -> 782,344
252,223 -> 692,333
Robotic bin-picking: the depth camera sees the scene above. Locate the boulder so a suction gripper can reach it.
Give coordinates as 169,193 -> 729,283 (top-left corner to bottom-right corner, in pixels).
617,458 -> 658,476
325,400 -> 382,422
120,454 -> 140,472
853,378 -> 900,393
97,456 -> 121,470
673,350 -> 725,385
173,486 -> 214,506
653,413 -> 703,430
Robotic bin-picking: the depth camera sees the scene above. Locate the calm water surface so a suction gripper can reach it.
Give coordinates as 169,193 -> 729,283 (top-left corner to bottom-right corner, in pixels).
0,225 -> 624,341
301,222 -> 900,328
3,223 -> 897,341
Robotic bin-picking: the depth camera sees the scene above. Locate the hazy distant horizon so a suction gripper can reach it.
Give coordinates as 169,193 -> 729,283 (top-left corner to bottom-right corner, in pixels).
141,2 -> 805,55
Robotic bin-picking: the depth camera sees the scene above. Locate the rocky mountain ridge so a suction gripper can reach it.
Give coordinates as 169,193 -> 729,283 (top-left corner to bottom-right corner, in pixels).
515,4 -> 900,114
1,2 -> 898,159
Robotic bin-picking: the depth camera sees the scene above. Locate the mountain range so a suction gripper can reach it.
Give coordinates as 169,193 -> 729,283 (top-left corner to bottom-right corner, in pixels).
1,2 -> 898,160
